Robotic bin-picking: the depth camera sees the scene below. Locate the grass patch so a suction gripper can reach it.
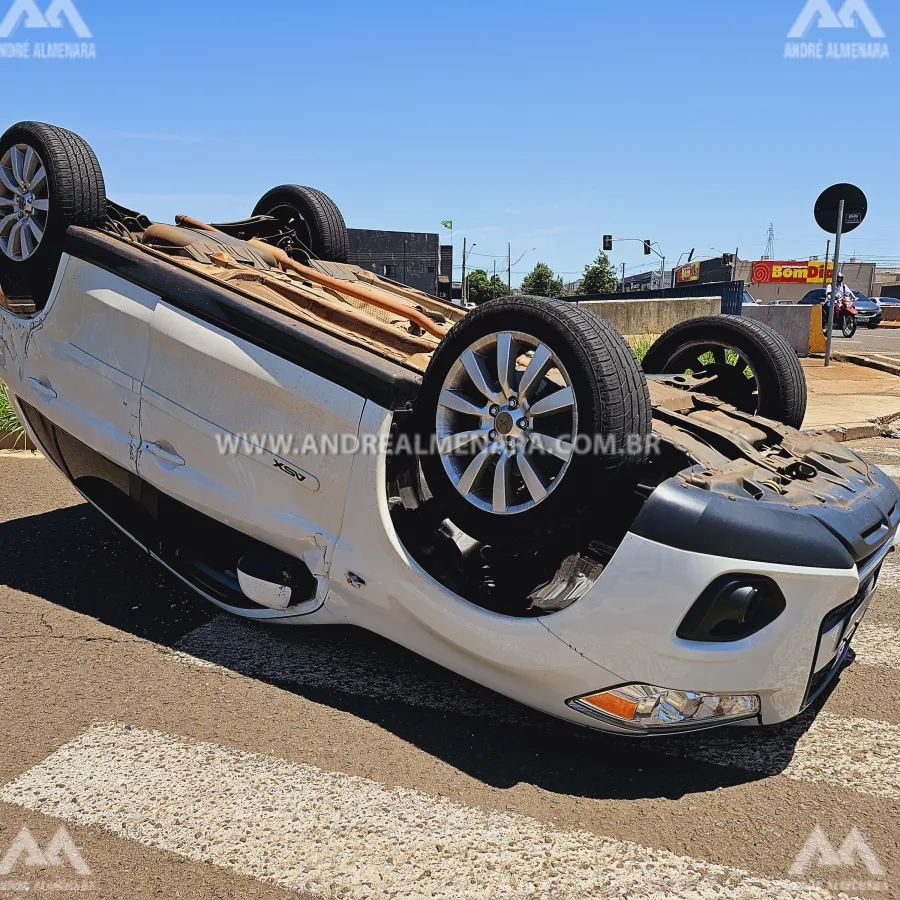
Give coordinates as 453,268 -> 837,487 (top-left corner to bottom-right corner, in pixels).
0,387 -> 27,448
627,334 -> 656,364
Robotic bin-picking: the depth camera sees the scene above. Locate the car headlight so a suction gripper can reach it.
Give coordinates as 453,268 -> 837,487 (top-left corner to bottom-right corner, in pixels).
567,684 -> 760,732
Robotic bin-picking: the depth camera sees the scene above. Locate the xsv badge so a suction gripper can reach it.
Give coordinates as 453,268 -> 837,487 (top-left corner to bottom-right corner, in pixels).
273,458 -> 307,482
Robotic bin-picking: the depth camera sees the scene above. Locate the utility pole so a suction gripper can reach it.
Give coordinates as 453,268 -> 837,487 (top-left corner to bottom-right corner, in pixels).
621,262 -> 626,292
461,237 -> 466,304
493,261 -> 497,299
508,243 -> 511,293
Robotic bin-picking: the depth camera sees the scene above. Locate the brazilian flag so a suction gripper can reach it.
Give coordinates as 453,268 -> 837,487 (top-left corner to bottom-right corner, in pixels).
441,221 -> 453,230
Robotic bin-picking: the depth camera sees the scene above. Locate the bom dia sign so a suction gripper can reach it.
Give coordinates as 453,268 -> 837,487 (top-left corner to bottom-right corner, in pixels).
675,261 -> 701,283
751,260 -> 835,285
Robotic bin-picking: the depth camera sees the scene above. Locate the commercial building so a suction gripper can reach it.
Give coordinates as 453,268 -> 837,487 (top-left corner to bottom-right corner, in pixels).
347,229 -> 442,296
874,267 -> 900,298
622,269 -> 672,291
739,259 -> 876,302
672,254 -> 876,303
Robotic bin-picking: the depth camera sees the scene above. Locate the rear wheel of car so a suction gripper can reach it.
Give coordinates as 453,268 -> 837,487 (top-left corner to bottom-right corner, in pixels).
252,185 -> 349,263
0,121 -> 105,306
641,315 -> 807,429
415,295 -> 652,543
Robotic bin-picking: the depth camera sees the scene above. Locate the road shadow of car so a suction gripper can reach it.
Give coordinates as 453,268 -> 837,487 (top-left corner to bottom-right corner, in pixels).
0,501 -> 847,803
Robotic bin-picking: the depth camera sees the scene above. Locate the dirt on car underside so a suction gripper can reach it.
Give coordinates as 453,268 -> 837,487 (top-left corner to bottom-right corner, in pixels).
106,218 -> 462,373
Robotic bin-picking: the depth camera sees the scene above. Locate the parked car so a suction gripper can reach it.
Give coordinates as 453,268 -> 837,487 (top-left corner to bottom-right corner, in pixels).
742,290 -> 758,306
771,300 -> 795,306
851,291 -> 883,329
877,296 -> 900,307
2,121 -> 897,736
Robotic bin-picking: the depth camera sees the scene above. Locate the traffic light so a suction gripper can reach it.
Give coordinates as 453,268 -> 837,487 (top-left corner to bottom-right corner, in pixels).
603,235 -> 613,252
643,240 -> 652,255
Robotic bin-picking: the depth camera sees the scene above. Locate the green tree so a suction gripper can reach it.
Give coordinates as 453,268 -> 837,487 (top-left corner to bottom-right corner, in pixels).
520,262 -> 565,298
465,269 -> 493,305
490,274 -> 508,299
577,250 -> 618,296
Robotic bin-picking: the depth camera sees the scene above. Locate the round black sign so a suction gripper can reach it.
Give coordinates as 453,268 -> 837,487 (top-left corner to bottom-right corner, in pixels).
815,183 -> 868,235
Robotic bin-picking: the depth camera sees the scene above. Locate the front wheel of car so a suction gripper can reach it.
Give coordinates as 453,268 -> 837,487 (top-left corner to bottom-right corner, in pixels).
414,295 -> 652,544
0,121 -> 105,307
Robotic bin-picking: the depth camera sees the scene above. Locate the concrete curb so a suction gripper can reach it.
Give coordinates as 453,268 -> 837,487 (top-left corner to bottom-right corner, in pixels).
833,352 -> 900,378
0,430 -> 31,451
806,422 -> 884,442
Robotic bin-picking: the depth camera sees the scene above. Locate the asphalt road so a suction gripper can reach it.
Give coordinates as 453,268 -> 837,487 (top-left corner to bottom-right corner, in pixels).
0,447 -> 899,899
841,322 -> 900,358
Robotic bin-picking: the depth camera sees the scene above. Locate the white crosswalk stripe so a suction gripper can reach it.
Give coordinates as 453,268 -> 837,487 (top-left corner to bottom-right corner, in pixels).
851,623 -> 900,670
666,712 -> 900,800
0,723 -> 852,900
175,617 -> 900,800
876,552 -> 900,587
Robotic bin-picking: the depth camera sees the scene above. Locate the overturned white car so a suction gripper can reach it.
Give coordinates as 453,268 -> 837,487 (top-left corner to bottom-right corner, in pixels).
1,121 -> 896,735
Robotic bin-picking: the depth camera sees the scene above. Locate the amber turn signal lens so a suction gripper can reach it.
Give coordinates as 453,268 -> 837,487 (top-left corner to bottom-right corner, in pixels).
581,692 -> 639,721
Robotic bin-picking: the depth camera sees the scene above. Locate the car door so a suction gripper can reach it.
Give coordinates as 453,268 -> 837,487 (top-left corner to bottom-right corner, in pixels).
19,254 -> 156,473
138,300 -> 365,584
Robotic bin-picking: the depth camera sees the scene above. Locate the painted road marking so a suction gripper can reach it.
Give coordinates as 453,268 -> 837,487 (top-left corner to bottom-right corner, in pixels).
877,552 -> 900,587
176,618 -> 900,800
851,623 -> 900,671
0,723 -> 847,900
672,712 -> 900,800
853,446 -> 900,460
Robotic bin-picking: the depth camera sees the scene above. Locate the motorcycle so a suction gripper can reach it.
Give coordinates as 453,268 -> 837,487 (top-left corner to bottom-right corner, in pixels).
823,296 -> 858,339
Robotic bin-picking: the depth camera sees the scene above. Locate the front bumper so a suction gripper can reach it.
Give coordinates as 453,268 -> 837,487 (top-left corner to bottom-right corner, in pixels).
540,531 -> 891,732
803,539 -> 888,708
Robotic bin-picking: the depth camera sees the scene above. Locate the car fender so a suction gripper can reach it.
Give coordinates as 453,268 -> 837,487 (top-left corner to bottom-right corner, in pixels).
325,401 -> 623,722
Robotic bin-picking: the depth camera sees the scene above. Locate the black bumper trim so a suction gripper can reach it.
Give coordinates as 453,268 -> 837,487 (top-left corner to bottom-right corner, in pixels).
631,479 -> 857,570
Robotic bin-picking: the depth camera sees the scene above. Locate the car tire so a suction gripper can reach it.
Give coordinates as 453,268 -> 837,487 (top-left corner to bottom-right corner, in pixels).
414,295 -> 652,543
0,121 -> 106,306
252,185 -> 349,263
642,315 -> 807,429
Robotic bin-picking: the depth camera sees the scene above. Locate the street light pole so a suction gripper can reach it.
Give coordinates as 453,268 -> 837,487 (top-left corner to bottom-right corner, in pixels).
461,238 -> 466,304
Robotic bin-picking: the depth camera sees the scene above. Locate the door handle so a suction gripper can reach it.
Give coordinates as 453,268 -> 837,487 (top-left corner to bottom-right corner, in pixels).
27,378 -> 57,400
142,442 -> 185,468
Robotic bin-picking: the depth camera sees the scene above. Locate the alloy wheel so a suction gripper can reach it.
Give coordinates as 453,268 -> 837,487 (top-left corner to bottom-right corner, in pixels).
0,143 -> 49,262
435,331 -> 578,515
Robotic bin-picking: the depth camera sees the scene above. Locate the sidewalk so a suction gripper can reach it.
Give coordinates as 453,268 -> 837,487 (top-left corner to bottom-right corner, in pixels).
802,357 -> 900,439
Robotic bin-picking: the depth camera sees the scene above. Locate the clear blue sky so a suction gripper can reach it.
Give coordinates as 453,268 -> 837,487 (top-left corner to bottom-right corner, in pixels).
3,0 -> 897,284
